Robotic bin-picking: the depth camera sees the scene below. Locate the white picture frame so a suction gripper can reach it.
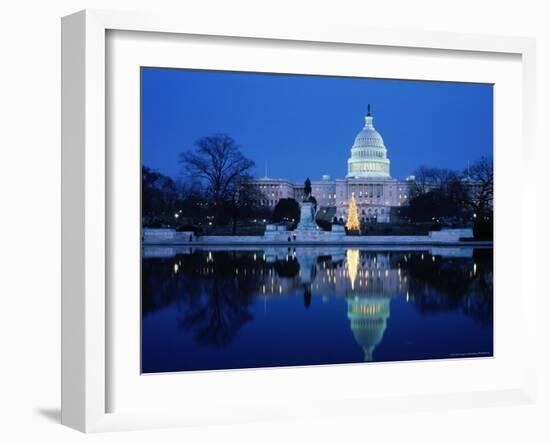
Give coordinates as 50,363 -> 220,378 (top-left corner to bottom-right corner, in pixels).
61,9 -> 537,433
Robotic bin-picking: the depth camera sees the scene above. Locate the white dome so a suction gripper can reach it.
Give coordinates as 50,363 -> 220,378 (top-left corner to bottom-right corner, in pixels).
353,127 -> 385,149
346,107 -> 391,179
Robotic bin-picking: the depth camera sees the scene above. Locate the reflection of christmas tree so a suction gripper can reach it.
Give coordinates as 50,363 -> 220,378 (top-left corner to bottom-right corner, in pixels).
346,249 -> 359,290
346,194 -> 361,232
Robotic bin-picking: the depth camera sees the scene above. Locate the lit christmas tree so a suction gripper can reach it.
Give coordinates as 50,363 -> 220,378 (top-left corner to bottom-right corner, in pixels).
345,194 -> 361,232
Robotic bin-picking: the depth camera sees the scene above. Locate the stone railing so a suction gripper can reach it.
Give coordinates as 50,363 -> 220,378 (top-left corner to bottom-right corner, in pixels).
142,227 -> 479,245
142,228 -> 194,244
428,228 -> 473,241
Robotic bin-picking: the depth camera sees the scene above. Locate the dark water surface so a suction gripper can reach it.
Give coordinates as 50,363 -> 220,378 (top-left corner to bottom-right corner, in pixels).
142,246 -> 493,373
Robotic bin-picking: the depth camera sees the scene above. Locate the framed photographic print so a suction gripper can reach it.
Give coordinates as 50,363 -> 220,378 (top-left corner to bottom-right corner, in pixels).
61,9 -> 537,432
140,68 -> 495,373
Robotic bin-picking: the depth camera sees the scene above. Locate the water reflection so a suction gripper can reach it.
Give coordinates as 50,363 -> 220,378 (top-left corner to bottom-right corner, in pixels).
142,246 -> 493,372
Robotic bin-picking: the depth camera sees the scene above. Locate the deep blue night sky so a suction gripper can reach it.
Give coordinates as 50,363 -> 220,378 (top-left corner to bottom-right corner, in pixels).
141,68 -> 493,182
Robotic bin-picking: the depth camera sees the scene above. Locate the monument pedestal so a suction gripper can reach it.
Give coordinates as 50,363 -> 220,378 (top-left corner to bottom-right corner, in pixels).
296,200 -> 317,232
263,198 -> 345,242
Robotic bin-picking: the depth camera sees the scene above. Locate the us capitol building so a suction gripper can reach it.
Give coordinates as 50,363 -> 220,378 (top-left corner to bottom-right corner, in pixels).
250,106 -> 413,223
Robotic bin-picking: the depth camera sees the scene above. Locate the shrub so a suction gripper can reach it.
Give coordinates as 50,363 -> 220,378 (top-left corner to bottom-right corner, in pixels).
176,224 -> 203,234
473,217 -> 493,240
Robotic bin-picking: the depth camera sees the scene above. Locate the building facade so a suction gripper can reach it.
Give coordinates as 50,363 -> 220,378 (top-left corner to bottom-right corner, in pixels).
252,107 -> 415,223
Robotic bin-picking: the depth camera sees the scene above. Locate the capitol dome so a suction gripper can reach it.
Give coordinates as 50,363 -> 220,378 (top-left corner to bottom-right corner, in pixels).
353,125 -> 385,149
347,297 -> 390,362
346,105 -> 391,179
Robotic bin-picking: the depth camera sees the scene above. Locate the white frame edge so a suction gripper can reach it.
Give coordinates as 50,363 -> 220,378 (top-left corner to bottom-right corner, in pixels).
62,9 -> 106,432
61,9 -> 537,433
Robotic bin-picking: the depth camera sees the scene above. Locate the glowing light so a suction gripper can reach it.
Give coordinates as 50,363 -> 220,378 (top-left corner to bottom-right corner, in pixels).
347,249 -> 359,290
473,263 -> 477,275
345,195 -> 361,232
173,263 -> 179,273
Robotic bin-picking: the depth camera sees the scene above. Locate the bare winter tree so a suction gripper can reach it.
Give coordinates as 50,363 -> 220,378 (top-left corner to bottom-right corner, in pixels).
411,166 -> 459,195
225,177 -> 264,234
464,156 -> 493,216
176,176 -> 203,202
180,134 -> 259,232
142,166 -> 179,221
180,134 -> 255,203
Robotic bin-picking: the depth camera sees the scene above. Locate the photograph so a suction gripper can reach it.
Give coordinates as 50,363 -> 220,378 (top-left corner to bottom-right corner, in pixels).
140,67 -> 494,373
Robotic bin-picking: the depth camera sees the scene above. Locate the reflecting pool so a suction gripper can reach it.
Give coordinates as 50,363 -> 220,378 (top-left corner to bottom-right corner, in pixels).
142,246 -> 493,373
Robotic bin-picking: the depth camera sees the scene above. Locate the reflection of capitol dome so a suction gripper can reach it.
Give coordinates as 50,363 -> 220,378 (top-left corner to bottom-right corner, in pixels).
347,297 -> 390,362
347,105 -> 391,179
